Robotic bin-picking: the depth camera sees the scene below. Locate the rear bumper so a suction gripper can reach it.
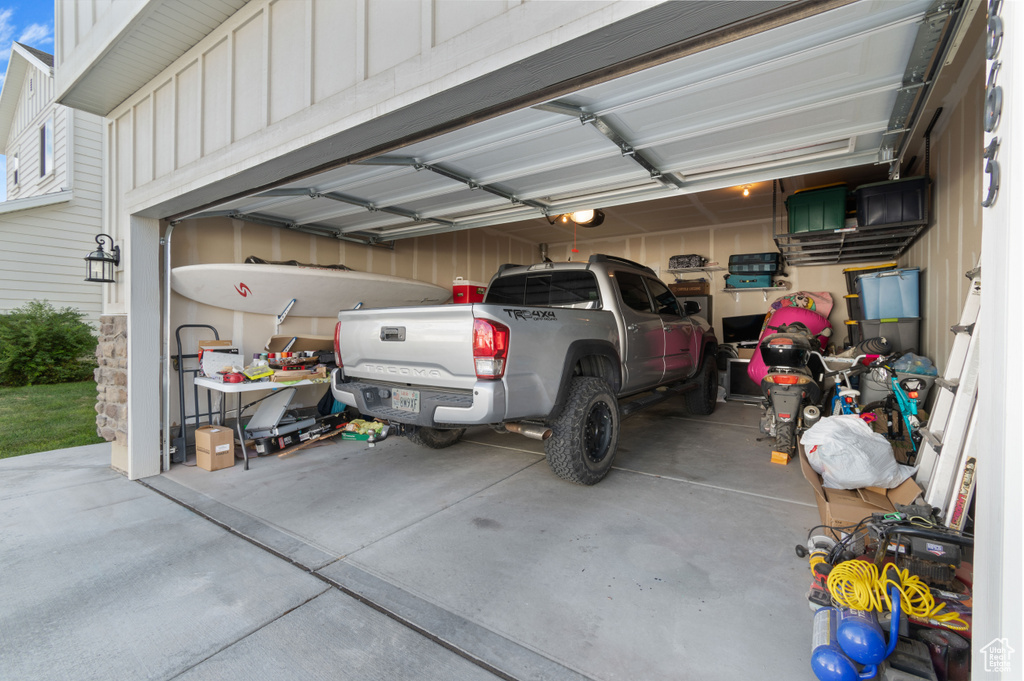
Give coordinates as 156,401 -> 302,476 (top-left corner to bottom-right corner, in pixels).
331,369 -> 506,427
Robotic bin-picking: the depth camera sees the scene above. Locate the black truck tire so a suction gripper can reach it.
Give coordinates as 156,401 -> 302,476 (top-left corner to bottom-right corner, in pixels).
407,426 -> 466,449
684,354 -> 719,415
545,377 -> 620,485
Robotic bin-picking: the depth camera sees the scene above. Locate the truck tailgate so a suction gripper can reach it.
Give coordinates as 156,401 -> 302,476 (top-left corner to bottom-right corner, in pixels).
338,303 -> 620,421
337,305 -> 479,390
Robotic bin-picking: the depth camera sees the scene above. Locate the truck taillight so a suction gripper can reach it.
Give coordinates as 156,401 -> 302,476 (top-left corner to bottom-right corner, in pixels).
334,322 -> 343,368
472,318 -> 509,379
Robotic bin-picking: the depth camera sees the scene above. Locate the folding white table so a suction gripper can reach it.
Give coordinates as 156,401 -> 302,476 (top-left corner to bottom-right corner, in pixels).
193,376 -> 324,470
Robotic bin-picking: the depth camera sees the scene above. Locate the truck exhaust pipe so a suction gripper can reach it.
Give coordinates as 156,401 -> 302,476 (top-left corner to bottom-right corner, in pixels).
504,422 -> 552,441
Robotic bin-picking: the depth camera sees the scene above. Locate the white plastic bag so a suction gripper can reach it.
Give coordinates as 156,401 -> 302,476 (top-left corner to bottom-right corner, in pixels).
802,415 -> 916,490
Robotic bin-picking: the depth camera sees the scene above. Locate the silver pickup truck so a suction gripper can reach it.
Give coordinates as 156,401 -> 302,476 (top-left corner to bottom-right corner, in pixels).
331,254 -> 718,484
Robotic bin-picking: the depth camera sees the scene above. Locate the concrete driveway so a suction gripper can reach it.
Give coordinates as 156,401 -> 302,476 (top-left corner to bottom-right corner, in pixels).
1,401 -> 821,680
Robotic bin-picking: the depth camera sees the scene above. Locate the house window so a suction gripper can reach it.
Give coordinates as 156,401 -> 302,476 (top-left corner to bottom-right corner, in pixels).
12,152 -> 19,185
39,117 -> 53,177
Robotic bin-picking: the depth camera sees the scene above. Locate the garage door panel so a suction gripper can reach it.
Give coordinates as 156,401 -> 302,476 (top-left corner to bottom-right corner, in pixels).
398,108 -> 574,164
508,156 -> 654,200
607,40 -> 914,150
646,92 -> 897,174
559,0 -> 931,115
398,191 -> 513,219
437,121 -> 618,186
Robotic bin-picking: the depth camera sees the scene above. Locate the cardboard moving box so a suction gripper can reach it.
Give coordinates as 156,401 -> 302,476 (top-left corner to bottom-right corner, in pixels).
196,426 -> 235,471
799,443 -> 921,527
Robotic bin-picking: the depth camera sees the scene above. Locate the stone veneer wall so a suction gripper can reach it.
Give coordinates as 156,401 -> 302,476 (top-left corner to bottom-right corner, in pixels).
94,315 -> 127,444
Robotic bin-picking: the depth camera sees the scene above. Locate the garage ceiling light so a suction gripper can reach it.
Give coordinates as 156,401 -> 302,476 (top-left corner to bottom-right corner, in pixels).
571,209 -> 605,227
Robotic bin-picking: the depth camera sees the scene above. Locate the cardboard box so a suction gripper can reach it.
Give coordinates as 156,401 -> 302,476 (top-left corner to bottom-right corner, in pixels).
198,340 -> 237,363
669,280 -> 710,296
196,426 -> 235,471
799,443 -> 921,528
271,366 -> 328,382
200,351 -> 245,378
265,335 -> 334,353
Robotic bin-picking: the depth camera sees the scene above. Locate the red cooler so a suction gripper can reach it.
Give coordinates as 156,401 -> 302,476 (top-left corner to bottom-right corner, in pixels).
453,277 -> 486,303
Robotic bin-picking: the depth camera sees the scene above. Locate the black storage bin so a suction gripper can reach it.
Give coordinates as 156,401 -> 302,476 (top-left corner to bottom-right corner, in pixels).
844,294 -> 862,320
728,252 -> 782,274
844,320 -> 862,347
855,177 -> 928,227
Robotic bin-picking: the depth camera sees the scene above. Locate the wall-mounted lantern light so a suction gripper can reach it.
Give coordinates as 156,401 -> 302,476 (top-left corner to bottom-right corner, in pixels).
85,234 -> 120,283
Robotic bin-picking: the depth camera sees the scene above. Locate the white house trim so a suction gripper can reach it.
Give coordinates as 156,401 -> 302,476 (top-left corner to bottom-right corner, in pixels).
0,189 -> 73,215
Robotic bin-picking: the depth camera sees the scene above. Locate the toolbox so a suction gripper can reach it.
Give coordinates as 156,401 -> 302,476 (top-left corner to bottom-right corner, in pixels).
725,273 -> 774,289
786,184 -> 847,233
727,252 -> 782,274
250,412 -> 348,456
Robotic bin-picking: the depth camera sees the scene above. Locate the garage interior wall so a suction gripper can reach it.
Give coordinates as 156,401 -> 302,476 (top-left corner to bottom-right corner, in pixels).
901,40 -> 985,370
167,217 -> 538,418
539,219 -> 852,345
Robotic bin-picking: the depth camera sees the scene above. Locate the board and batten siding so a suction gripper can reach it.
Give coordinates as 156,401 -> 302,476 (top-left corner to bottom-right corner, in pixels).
0,107 -> 105,323
4,79 -> 66,202
75,0 -> 652,317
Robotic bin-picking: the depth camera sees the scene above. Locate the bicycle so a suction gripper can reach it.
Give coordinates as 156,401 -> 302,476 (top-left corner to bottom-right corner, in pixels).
859,358 -> 929,464
816,354 -> 873,417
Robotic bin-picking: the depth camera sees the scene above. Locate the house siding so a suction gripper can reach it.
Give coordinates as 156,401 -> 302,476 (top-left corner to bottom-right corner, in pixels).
72,0 -> 653,314
5,68 -> 65,201
0,66 -> 105,323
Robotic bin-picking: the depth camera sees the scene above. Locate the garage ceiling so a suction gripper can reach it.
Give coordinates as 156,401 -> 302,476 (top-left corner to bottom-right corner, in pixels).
182,0 -> 965,245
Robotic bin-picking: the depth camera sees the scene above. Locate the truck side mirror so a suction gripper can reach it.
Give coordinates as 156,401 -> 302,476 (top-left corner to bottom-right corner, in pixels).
683,300 -> 701,316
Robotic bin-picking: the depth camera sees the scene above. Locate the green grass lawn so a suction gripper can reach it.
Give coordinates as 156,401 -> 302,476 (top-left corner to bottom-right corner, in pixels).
0,381 -> 104,458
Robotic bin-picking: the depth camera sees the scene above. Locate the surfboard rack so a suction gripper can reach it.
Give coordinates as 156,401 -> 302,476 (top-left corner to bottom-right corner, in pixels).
276,299 -> 296,331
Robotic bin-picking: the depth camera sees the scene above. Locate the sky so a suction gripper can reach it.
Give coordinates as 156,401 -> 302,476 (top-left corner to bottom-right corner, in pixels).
0,0 -> 55,201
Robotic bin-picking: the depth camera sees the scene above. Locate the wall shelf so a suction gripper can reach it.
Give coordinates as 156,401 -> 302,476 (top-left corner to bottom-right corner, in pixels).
667,266 -> 724,281
721,286 -> 789,302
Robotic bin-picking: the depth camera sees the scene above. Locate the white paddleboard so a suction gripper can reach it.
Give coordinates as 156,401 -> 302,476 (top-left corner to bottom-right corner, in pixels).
171,263 -> 452,317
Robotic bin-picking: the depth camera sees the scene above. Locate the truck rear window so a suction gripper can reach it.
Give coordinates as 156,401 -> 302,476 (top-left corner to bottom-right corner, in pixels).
485,271 -> 600,308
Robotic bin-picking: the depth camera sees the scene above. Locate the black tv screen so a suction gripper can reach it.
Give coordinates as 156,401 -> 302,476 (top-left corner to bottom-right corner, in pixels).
722,313 -> 767,344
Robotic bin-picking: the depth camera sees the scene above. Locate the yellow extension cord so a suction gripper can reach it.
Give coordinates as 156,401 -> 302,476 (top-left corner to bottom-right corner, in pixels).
826,560 -> 970,631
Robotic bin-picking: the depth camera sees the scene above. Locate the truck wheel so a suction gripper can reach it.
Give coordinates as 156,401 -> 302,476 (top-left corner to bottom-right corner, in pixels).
684,355 -> 718,415
545,377 -> 619,485
407,426 -> 466,449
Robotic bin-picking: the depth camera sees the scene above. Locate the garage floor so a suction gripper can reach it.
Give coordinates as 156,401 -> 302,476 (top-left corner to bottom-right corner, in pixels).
149,398 -> 822,681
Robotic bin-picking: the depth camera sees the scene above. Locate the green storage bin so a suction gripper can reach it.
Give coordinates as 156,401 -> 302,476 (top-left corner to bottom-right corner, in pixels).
786,185 -> 848,233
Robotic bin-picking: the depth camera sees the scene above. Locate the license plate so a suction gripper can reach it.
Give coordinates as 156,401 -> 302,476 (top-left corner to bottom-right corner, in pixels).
392,388 -> 420,413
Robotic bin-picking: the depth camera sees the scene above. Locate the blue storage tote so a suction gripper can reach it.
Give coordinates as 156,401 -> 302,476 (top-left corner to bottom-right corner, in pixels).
857,267 -> 920,319
725,273 -> 773,289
